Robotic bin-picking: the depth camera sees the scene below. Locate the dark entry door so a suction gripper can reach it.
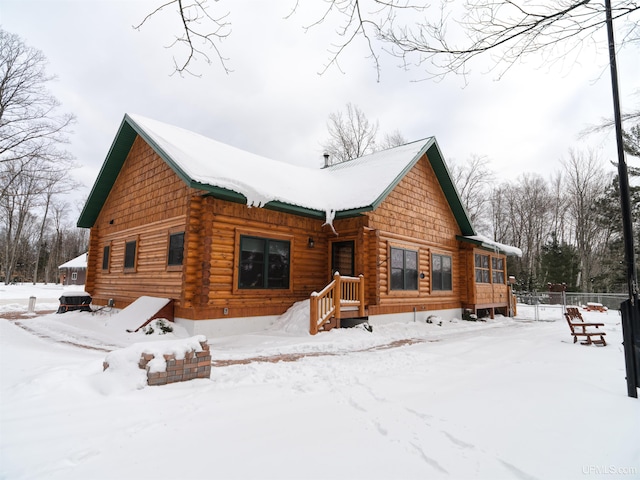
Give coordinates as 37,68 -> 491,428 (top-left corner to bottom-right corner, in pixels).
331,241 -> 355,278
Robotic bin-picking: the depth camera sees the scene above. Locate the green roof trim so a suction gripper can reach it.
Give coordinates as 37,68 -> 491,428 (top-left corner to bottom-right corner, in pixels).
425,140 -> 475,236
77,118 -> 137,228
78,115 -> 475,235
199,191 -> 328,220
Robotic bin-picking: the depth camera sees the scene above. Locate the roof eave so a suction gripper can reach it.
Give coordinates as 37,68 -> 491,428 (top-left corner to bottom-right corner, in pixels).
456,235 -> 520,256
198,185 -> 371,220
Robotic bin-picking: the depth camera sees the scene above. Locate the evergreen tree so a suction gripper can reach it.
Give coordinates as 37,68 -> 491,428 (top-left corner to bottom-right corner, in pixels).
539,233 -> 580,291
593,122 -> 640,292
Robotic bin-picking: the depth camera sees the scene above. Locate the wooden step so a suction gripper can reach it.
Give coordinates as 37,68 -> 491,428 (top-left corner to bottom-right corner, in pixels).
319,316 -> 338,332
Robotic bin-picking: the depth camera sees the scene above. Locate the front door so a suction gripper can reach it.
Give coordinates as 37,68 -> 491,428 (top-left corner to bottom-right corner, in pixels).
331,240 -> 355,278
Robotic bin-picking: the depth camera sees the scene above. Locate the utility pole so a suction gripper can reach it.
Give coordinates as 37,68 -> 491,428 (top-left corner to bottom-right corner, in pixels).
604,0 -> 639,398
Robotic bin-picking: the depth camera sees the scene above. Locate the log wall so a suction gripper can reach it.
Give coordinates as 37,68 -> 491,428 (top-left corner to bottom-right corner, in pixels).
175,198 -> 346,320
87,136 -> 192,308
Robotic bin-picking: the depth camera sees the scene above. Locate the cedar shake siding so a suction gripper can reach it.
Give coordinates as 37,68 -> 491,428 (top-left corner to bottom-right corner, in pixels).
86,136 -> 192,308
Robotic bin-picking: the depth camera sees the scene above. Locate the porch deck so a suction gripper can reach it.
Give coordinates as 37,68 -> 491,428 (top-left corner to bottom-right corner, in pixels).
310,273 -> 366,334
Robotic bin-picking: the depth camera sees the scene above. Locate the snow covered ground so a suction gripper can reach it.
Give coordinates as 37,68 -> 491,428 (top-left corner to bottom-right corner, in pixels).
1,284 -> 638,479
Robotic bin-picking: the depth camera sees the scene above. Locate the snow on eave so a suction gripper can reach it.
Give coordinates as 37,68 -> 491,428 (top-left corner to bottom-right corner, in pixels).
58,253 -> 87,269
461,235 -> 523,257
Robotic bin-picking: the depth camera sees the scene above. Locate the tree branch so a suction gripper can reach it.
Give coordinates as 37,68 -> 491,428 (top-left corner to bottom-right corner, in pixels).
134,0 -> 232,76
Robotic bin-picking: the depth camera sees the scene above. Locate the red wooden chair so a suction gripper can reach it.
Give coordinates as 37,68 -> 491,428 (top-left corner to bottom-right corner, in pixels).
564,313 -> 607,346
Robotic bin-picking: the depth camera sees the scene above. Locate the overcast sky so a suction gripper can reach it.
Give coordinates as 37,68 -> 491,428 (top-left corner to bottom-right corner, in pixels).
2,1 -> 639,210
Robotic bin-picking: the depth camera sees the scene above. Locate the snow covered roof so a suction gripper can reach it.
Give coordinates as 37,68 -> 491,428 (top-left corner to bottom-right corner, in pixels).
77,114 -> 474,235
457,235 -> 523,257
58,253 -> 88,269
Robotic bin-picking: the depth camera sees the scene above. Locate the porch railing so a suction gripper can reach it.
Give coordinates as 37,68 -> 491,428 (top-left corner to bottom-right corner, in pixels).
310,272 -> 365,335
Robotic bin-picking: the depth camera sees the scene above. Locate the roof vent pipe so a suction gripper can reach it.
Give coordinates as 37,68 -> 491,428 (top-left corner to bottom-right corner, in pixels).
323,152 -> 330,168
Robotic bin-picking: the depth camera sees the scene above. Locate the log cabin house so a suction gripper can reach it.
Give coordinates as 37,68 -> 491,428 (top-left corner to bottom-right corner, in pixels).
78,114 -> 521,336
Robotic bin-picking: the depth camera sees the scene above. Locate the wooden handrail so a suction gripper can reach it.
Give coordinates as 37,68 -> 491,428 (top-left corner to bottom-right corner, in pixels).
310,273 -> 365,335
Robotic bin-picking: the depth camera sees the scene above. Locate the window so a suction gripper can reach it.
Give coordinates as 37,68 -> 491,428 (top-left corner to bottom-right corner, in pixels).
492,257 -> 505,284
390,247 -> 418,290
71,272 -> 78,281
102,245 -> 110,271
475,254 -> 490,283
239,235 -> 290,289
124,240 -> 137,270
432,254 -> 452,291
167,232 -> 185,266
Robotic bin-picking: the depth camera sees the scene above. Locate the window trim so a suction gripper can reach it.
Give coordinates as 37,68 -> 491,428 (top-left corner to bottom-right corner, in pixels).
431,252 -> 453,292
102,243 -> 111,272
492,256 -> 506,284
233,229 -> 294,294
474,251 -> 507,285
389,245 -> 419,292
474,253 -> 490,284
166,230 -> 185,271
124,236 -> 138,272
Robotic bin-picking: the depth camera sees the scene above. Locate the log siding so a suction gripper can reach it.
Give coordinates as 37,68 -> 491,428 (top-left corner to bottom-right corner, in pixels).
175,198 -> 335,320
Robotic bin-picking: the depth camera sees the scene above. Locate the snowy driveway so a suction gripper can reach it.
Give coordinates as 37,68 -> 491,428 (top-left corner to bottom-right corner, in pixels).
2,304 -> 638,480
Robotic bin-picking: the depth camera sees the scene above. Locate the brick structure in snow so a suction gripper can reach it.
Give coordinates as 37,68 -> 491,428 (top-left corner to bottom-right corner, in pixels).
103,338 -> 211,386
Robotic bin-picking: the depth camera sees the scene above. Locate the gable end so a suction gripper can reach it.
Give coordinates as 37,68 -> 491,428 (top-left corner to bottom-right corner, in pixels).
425,140 -> 475,236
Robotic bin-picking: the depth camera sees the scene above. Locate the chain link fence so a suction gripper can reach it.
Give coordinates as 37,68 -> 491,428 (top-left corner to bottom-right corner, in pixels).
515,291 -> 627,321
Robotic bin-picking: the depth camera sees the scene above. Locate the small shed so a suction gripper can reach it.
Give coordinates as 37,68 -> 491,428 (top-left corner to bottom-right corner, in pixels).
58,253 -> 88,286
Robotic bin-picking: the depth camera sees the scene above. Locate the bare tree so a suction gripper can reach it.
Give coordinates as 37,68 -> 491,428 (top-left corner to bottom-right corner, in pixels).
139,1 -> 639,78
0,29 -> 75,284
562,148 -> 611,291
489,184 -> 509,244
323,103 -> 379,164
31,170 -> 77,284
449,154 -> 494,235
379,1 -> 640,79
133,0 -> 232,76
136,1 -> 423,77
0,29 -> 75,202
1,169 -> 38,283
490,174 -> 552,290
380,129 -> 408,149
548,171 -> 570,243
44,199 -> 68,283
